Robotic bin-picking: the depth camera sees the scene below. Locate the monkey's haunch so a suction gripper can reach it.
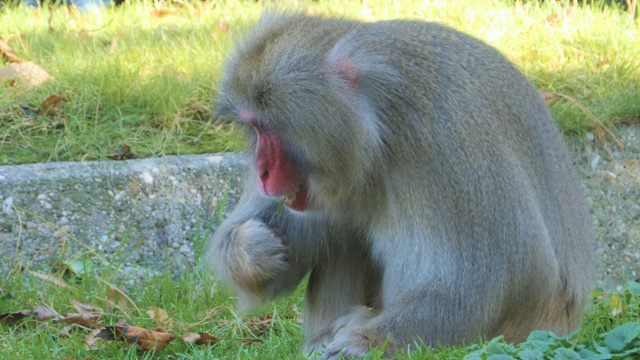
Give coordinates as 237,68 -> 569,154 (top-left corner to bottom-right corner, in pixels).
206,12 -> 594,358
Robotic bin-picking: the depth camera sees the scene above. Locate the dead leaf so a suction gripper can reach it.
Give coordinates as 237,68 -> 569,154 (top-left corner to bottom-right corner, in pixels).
86,327 -> 109,350
217,19 -> 230,32
118,325 -> 176,351
30,271 -> 71,289
98,278 -> 138,312
290,304 -> 303,324
0,61 -> 50,90
242,338 -> 263,345
0,38 -> 24,63
151,7 -> 182,18
245,314 -> 274,337
146,307 -> 173,328
56,312 -> 100,329
109,144 -> 135,161
31,306 -> 59,321
539,90 -> 561,107
195,332 -> 220,346
70,299 -> 102,315
0,306 -> 58,325
37,95 -> 69,116
0,310 -> 33,325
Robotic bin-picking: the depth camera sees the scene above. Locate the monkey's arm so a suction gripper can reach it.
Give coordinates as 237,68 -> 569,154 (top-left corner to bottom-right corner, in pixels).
205,176 -> 334,309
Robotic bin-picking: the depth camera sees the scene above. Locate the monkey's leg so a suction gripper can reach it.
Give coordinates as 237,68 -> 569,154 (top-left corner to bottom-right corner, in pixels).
303,241 -> 380,358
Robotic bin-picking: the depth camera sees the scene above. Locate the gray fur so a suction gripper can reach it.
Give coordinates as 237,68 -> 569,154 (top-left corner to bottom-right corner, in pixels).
205,13 -> 594,357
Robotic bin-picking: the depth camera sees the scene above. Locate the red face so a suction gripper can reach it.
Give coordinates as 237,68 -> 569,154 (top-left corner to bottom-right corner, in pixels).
240,109 -> 309,211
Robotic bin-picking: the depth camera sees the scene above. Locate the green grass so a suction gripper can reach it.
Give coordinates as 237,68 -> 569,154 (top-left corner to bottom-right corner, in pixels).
1,257 -> 639,359
0,0 -> 639,165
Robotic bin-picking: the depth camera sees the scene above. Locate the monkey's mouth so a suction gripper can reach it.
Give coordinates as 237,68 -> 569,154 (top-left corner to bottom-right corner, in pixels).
284,182 -> 309,211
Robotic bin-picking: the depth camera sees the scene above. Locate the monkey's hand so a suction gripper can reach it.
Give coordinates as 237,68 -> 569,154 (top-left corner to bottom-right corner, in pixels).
210,219 -> 288,303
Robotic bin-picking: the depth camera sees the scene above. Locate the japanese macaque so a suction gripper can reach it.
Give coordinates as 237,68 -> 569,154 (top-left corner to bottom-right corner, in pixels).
205,13 -> 594,358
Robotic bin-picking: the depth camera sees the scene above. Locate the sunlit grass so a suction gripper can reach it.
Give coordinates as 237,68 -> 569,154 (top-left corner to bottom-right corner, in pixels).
1,0 -> 638,165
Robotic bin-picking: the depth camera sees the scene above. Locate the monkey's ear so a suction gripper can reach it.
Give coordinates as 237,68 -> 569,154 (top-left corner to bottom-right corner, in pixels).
325,30 -> 402,96
331,58 -> 361,91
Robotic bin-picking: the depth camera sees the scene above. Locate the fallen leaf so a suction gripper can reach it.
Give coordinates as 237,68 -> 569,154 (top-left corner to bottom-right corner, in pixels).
86,327 -> 109,350
0,62 -> 50,90
0,306 -> 58,325
181,331 -> 220,346
217,19 -> 230,31
56,311 -> 100,329
151,7 -> 182,18
0,310 -> 33,325
70,299 -> 102,315
539,90 -> 561,107
146,307 -> 173,328
109,144 -> 135,161
98,278 -> 138,312
290,304 -> 303,324
245,313 -> 274,337
242,338 -> 263,345
31,305 -> 59,321
118,325 -> 176,351
0,38 -> 24,63
30,271 -> 71,289
37,95 -> 69,116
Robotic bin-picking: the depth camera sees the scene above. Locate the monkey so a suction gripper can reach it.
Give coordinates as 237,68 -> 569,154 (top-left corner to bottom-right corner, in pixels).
204,12 -> 594,358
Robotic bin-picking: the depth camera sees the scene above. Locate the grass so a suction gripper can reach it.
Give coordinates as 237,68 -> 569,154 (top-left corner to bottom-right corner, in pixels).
0,0 -> 639,165
0,255 -> 639,359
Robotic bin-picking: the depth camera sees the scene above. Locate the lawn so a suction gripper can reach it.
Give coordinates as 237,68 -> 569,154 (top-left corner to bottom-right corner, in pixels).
1,0 -> 640,359
0,0 -> 639,165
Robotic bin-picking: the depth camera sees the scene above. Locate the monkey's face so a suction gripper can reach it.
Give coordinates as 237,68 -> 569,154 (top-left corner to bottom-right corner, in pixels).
240,108 -> 311,211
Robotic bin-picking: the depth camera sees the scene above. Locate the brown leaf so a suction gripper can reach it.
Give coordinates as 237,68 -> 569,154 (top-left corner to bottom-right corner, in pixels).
151,7 -> 182,18
86,327 -> 110,350
0,306 -> 58,325
0,310 -> 33,325
109,144 -> 135,161
146,307 -> 173,328
181,331 -> 222,346
32,306 -> 59,321
240,313 -> 275,338
100,278 -> 138,312
0,61 -> 50,90
217,19 -> 230,32
70,299 -> 102,315
30,271 -> 71,289
539,90 -> 561,107
118,325 -> 176,351
196,331 -> 221,346
55,312 -> 100,329
180,332 -> 202,343
290,304 -> 303,324
37,95 -> 69,116
0,38 -> 24,63
242,338 -> 263,345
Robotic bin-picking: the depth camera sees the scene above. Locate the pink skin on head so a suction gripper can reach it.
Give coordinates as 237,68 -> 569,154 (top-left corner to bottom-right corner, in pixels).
239,108 -> 309,210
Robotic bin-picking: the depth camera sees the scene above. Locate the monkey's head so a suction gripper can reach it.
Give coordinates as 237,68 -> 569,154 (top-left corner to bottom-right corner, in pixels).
215,14 -> 389,214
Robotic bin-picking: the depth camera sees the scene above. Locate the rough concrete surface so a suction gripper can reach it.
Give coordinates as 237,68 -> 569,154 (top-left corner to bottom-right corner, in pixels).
0,154 -> 247,278
1,127 -> 640,290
